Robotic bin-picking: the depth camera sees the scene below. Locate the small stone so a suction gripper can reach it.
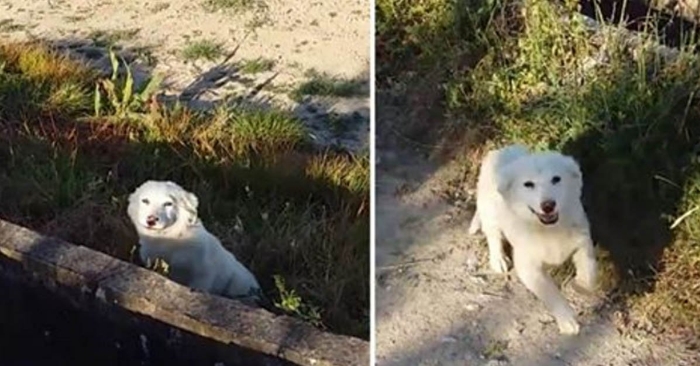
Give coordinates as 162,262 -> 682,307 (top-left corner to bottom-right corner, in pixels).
484,360 -> 510,366
465,303 -> 481,312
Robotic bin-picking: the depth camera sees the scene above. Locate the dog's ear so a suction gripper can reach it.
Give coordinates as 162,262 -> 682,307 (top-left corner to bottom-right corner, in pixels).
178,190 -> 200,224
496,165 -> 516,196
562,155 -> 582,180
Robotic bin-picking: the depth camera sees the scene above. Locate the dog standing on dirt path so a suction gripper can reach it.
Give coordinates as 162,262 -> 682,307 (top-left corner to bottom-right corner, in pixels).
469,144 -> 597,335
127,180 -> 262,303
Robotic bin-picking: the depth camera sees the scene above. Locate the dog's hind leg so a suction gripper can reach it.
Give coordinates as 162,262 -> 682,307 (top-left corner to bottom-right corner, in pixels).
515,258 -> 579,335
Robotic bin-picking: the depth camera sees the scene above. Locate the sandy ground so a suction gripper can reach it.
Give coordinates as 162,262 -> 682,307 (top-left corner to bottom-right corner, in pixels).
0,0 -> 369,152
374,148 -> 700,366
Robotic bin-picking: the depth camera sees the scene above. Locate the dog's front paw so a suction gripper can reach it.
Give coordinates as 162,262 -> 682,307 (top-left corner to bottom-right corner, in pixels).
556,317 -> 580,335
489,255 -> 510,274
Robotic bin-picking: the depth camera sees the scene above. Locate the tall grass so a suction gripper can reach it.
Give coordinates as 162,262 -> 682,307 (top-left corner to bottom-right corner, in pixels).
0,41 -> 369,338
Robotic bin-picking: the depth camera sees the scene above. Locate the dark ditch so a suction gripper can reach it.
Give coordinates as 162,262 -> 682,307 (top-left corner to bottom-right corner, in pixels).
576,0 -> 700,49
0,271 -> 292,366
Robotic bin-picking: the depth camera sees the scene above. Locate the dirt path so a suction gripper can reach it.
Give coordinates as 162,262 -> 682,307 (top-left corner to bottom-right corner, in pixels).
0,0 -> 369,152
375,148 -> 698,366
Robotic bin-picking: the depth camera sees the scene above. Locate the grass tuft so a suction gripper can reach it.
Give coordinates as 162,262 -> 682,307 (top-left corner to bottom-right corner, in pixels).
88,29 -> 141,48
240,57 -> 276,74
291,70 -> 366,101
181,39 -> 224,62
202,0 -> 266,13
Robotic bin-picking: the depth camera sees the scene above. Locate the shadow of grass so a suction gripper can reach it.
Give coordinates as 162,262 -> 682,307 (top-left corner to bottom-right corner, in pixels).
0,40 -> 369,339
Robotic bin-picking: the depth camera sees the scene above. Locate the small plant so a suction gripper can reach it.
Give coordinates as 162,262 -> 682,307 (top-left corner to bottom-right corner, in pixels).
222,107 -> 307,153
202,0 -> 265,13
181,39 -> 223,62
273,275 -> 324,327
94,49 -> 162,119
0,19 -> 24,32
291,70 -> 366,101
88,29 -> 141,48
240,57 -> 275,74
150,2 -> 170,13
483,339 -> 509,360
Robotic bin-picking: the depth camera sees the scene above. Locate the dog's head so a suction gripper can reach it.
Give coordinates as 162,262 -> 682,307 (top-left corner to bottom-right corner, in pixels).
126,180 -> 199,234
496,152 -> 582,227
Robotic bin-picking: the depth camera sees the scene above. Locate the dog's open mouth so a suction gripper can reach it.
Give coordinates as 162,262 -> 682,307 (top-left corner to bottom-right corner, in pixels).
529,207 -> 559,225
142,221 -> 166,231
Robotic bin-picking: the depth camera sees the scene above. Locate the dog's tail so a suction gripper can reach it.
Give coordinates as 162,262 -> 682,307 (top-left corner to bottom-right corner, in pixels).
468,209 -> 481,235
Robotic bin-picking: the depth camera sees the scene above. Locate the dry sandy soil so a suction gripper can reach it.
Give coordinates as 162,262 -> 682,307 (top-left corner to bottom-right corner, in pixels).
0,0 -> 369,151
375,147 -> 700,366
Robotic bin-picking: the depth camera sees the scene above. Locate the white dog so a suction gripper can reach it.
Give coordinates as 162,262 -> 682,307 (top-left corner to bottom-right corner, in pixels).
469,145 -> 597,335
127,180 -> 261,302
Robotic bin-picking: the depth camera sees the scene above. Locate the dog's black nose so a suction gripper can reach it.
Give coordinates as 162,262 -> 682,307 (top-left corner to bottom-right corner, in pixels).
540,200 -> 556,214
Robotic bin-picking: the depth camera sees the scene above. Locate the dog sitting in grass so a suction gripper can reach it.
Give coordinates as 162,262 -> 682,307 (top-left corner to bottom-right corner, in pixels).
127,180 -> 261,303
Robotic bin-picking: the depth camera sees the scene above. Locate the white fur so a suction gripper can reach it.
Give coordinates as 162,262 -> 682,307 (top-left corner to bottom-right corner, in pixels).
127,180 -> 261,301
469,145 -> 597,335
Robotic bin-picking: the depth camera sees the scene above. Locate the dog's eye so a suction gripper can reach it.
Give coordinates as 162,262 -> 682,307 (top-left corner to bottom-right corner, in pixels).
552,176 -> 561,184
141,199 -> 150,205
163,202 -> 173,207
523,181 -> 535,189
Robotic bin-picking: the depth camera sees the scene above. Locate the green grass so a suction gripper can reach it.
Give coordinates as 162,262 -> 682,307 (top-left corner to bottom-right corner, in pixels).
0,19 -> 25,32
150,2 -> 171,13
202,0 -> 266,13
240,57 -> 276,74
0,41 -> 369,339
378,0 -> 700,339
88,29 -> 141,48
291,70 -> 366,101
181,39 -> 224,62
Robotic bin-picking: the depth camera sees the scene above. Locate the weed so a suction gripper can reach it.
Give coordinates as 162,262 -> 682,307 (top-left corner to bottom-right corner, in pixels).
482,339 -> 508,360
273,275 -> 323,327
150,2 -> 171,13
88,29 -> 141,48
181,39 -> 223,62
240,57 -> 275,74
202,0 -> 266,13
0,19 -> 25,32
94,49 -> 163,119
291,70 -> 366,101
0,42 -> 95,119
63,15 -> 86,23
